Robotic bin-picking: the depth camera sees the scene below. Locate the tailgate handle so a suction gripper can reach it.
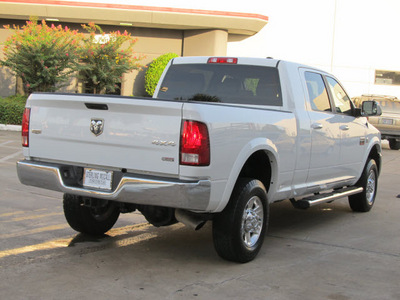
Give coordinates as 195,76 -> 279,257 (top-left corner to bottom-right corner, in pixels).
85,103 -> 108,110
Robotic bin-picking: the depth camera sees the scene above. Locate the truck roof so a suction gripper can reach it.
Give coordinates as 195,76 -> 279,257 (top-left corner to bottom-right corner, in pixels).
171,56 -> 281,68
170,56 -> 328,74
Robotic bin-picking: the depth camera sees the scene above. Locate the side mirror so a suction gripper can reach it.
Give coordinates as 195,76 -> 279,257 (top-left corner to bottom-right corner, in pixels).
362,100 -> 382,116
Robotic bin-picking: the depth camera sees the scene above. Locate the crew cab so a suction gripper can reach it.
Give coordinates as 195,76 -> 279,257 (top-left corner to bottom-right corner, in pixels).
17,57 -> 382,262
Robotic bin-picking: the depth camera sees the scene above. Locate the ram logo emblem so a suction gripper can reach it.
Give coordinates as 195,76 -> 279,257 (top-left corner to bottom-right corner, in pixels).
90,119 -> 104,136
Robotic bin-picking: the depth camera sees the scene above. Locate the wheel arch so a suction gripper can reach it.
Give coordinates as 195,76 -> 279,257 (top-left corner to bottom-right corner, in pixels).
368,143 -> 382,176
238,150 -> 273,193
214,138 -> 278,212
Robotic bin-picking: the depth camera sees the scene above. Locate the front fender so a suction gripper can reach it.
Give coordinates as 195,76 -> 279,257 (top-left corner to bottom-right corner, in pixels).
353,134 -> 381,185
366,135 -> 382,175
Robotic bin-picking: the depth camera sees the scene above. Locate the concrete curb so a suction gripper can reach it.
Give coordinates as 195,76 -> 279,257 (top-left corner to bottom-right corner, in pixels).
0,124 -> 22,131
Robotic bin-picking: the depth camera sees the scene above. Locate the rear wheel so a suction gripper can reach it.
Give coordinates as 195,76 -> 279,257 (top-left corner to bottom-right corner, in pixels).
348,159 -> 378,212
63,194 -> 120,235
213,178 -> 268,263
388,139 -> 400,150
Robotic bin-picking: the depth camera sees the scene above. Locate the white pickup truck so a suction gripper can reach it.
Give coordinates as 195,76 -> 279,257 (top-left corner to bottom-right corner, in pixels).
17,56 -> 382,263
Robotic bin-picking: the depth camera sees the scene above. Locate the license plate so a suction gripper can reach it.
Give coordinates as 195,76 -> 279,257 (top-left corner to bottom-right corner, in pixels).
382,118 -> 393,125
83,168 -> 113,190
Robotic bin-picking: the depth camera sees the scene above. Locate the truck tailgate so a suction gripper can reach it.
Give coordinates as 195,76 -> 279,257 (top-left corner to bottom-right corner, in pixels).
26,93 -> 182,176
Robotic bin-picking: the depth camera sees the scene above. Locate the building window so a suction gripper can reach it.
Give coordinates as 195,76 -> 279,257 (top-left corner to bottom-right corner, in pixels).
375,70 -> 400,86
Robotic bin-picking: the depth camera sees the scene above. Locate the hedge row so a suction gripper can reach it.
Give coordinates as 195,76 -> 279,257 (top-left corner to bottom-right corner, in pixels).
144,53 -> 178,96
0,95 -> 27,125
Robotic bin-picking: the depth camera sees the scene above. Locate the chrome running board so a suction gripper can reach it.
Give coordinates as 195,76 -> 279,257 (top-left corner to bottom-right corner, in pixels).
291,186 -> 364,209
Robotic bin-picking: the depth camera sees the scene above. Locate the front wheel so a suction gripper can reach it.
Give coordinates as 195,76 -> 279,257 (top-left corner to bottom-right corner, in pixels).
63,194 -> 120,235
212,178 -> 268,263
348,159 -> 378,212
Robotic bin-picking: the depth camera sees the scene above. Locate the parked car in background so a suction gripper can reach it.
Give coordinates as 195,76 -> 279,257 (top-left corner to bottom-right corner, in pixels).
353,94 -> 400,150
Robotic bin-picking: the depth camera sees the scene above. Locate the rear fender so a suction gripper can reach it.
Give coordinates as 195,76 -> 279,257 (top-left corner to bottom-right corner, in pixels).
212,138 -> 279,212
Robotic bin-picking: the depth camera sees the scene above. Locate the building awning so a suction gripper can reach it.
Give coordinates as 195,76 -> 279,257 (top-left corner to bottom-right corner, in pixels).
0,0 -> 268,36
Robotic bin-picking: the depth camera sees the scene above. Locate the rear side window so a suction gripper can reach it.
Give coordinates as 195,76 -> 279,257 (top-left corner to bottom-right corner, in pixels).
305,72 -> 332,112
157,64 -> 282,106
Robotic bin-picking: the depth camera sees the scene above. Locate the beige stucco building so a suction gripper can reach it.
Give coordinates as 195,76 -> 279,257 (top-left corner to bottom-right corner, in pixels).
0,0 -> 268,97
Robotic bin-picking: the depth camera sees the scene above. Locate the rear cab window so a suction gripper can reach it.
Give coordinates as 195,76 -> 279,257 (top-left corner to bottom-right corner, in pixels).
157,63 -> 282,106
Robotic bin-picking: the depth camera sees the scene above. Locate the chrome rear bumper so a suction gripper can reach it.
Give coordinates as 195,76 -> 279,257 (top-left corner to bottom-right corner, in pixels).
17,160 -> 211,211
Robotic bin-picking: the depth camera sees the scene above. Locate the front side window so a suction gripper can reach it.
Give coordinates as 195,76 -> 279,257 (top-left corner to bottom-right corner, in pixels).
305,72 -> 332,112
326,77 -> 352,115
158,64 -> 282,106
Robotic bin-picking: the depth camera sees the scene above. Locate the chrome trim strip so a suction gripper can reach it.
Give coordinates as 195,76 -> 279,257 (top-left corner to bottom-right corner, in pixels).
17,160 -> 211,210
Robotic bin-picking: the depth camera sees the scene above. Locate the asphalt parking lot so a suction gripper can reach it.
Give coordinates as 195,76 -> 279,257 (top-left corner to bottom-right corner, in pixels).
0,130 -> 399,300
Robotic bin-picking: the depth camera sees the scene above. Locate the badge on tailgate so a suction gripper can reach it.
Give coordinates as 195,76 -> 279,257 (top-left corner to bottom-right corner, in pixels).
90,118 -> 104,136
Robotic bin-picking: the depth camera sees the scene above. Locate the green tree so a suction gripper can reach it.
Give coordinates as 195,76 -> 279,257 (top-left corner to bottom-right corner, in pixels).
79,23 -> 142,94
0,17 -> 83,94
145,53 -> 179,96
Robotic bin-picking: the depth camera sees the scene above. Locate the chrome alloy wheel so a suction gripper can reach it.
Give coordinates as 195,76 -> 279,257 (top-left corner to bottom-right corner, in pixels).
366,170 -> 376,205
241,196 -> 264,248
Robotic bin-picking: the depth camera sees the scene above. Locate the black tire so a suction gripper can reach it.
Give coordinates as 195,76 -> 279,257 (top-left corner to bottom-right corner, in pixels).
348,159 -> 378,212
389,139 -> 400,150
212,178 -> 268,263
63,194 -> 120,235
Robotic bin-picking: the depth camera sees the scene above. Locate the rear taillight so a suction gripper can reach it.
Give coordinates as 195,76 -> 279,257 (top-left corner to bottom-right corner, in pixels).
180,120 -> 210,166
22,108 -> 30,147
207,57 -> 238,64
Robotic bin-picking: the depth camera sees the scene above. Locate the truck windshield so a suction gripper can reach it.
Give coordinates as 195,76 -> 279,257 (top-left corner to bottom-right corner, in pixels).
157,64 -> 282,106
377,100 -> 400,114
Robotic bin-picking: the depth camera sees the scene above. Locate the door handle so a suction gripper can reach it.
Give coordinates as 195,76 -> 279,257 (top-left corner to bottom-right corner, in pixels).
311,123 -> 323,130
340,125 -> 349,131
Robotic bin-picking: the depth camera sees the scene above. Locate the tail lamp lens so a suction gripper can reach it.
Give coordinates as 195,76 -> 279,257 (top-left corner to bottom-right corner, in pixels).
180,120 -> 210,166
22,108 -> 30,147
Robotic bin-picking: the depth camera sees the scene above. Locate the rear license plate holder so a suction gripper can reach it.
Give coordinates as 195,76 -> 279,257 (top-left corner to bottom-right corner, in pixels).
83,168 -> 113,190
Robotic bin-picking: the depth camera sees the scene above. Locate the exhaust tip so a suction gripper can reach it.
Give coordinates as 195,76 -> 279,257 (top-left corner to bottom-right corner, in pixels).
175,209 -> 207,231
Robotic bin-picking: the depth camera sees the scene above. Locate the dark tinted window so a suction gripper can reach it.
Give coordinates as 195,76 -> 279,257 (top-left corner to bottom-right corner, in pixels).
157,64 -> 282,106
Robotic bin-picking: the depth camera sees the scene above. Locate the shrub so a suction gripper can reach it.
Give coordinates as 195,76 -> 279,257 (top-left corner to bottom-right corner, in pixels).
144,53 -> 179,96
79,23 -> 142,94
0,95 -> 27,125
1,18 -> 142,95
0,17 -> 83,94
